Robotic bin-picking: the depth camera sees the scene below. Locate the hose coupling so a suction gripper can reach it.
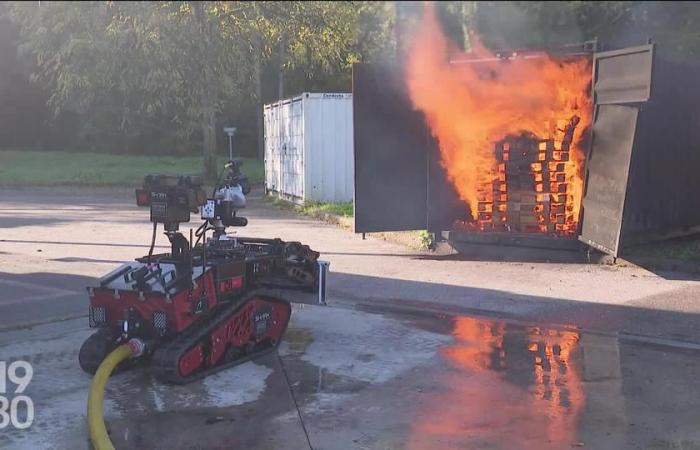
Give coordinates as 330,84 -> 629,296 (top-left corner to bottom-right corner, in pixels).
127,338 -> 147,358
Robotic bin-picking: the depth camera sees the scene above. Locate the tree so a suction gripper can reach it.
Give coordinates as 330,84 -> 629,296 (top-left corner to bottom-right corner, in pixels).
9,1 -> 385,178
8,1 -> 700,168
222,2 -> 393,157
469,1 -> 700,58
0,2 -> 51,149
10,2 -> 258,180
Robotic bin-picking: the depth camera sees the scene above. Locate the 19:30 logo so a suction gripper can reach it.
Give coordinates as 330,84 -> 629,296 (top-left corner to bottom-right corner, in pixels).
0,361 -> 34,430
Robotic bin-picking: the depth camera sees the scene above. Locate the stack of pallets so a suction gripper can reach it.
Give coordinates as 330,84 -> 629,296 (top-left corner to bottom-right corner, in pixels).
474,117 -> 580,235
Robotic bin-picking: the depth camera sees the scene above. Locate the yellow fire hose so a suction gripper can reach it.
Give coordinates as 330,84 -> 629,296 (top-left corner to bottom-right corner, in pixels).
87,339 -> 144,450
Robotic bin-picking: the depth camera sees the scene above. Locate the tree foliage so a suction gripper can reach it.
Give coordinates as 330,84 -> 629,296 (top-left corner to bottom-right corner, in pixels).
470,1 -> 700,57
8,1 -> 392,178
6,1 -> 700,176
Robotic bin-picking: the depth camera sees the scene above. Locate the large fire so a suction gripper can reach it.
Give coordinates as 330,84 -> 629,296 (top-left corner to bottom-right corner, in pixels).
406,4 -> 592,236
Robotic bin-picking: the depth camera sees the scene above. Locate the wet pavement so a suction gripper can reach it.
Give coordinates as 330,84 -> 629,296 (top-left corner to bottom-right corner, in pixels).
2,187 -> 700,342
3,187 -> 700,449
2,303 -> 700,450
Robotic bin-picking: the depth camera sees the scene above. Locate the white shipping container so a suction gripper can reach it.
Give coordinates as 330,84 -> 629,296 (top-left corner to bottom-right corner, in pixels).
263,93 -> 353,204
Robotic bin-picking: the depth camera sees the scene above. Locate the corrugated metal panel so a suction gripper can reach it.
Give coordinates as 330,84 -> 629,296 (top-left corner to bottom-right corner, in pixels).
304,93 -> 353,203
263,93 -> 353,204
263,104 -> 280,193
579,105 -> 638,256
281,98 -> 303,199
594,45 -> 653,105
303,95 -> 323,202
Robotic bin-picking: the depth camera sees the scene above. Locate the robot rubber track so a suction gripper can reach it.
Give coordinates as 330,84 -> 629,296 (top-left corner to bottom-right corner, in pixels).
152,292 -> 292,384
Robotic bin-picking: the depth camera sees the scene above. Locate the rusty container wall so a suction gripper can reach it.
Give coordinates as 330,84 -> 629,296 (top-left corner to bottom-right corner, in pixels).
621,56 -> 700,245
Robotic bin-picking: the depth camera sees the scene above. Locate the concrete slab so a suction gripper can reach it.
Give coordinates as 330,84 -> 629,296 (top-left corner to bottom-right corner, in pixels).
1,304 -> 699,449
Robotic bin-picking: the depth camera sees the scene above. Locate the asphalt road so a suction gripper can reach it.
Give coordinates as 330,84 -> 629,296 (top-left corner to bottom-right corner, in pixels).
1,186 -> 699,342
2,186 -> 700,450
3,302 -> 700,449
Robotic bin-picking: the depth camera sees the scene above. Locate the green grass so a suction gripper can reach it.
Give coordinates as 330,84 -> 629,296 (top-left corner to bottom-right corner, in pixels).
298,201 -> 354,217
416,230 -> 434,249
264,195 -> 354,218
0,150 -> 264,186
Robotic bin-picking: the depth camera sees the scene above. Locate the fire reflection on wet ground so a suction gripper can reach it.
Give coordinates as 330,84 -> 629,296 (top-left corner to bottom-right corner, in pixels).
409,317 -> 585,450
280,305 -> 700,450
274,307 -> 700,450
4,304 -> 699,449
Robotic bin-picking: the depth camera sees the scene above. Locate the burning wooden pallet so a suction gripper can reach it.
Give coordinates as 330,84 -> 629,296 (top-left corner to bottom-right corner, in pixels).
471,117 -> 581,236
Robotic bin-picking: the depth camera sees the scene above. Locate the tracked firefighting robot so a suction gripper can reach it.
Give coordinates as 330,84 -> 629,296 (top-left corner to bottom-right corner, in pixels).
78,160 -> 328,384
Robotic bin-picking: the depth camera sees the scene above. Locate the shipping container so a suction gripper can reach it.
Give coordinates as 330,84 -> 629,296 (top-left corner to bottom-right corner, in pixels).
263,93 -> 353,204
353,44 -> 700,257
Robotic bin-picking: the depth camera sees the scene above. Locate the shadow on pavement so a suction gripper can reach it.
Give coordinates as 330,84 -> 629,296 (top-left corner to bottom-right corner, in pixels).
418,244 -> 700,282
52,256 -> 137,264
618,254 -> 700,281
1,265 -> 699,345
0,238 -> 169,250
327,271 -> 700,344
0,271 -> 93,330
0,217 -> 70,228
2,266 -> 699,344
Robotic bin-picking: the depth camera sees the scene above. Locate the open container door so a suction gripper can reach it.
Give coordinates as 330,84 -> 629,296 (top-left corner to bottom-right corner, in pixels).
353,63 -> 429,233
579,45 -> 654,256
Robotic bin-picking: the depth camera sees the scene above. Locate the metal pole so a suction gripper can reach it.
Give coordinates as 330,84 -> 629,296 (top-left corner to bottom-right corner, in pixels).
228,134 -> 233,161
317,260 -> 330,305
278,32 -> 286,101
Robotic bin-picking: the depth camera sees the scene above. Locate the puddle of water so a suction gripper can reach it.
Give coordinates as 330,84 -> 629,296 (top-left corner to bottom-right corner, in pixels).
3,303 -> 700,449
408,316 -> 586,449
284,327 -> 315,354
285,305 -> 700,450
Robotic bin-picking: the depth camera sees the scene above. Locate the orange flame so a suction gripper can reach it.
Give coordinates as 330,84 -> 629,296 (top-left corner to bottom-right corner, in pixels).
408,317 -> 585,449
405,3 -> 592,226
